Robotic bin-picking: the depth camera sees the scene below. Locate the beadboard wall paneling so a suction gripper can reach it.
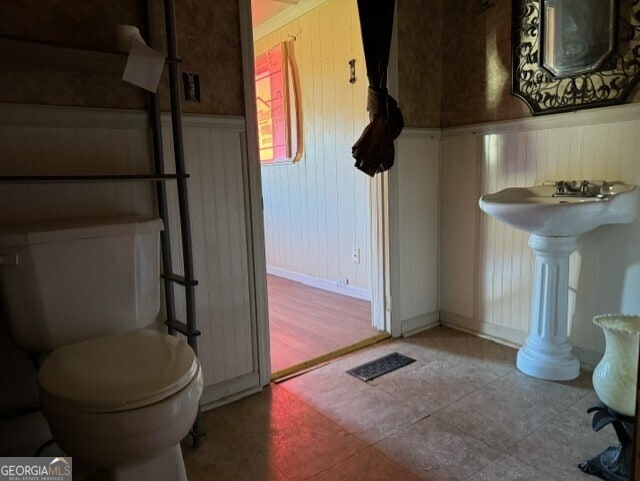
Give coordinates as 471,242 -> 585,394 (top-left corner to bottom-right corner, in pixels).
440,106 -> 640,363
162,123 -> 255,386
395,129 -> 440,333
0,104 -> 258,413
0,125 -> 155,223
255,0 -> 373,295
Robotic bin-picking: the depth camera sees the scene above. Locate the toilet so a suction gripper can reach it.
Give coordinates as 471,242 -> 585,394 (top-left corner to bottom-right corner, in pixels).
0,216 -> 203,481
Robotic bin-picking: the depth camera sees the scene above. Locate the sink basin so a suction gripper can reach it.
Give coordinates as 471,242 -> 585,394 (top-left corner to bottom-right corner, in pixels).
479,182 -> 639,236
478,181 -> 639,381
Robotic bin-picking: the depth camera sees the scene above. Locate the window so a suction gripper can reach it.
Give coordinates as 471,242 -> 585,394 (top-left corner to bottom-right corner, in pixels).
254,40 -> 303,164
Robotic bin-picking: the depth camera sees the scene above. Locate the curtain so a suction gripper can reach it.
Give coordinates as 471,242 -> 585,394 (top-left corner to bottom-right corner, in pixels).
351,0 -> 404,177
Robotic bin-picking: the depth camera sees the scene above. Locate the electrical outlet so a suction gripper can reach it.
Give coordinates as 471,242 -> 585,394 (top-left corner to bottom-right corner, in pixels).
352,247 -> 360,264
337,276 -> 349,287
182,72 -> 201,102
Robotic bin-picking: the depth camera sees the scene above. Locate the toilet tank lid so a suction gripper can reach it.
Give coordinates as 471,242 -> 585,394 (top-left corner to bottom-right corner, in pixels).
0,216 -> 163,248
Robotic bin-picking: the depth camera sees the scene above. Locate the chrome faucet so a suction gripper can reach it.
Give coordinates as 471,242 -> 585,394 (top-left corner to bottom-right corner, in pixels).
580,180 -> 590,195
553,180 -> 595,197
545,180 -> 612,197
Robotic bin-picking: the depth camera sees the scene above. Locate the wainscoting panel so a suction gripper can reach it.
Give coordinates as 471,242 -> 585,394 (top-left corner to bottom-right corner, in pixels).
0,104 -> 259,414
162,121 -> 255,386
395,129 -> 440,328
440,104 -> 640,363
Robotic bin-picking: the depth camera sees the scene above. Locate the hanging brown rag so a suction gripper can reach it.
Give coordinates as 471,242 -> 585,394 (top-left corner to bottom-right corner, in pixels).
352,86 -> 404,176
352,0 -> 404,177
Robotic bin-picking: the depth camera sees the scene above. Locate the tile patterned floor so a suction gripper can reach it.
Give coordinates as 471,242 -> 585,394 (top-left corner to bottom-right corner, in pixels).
183,327 -> 617,481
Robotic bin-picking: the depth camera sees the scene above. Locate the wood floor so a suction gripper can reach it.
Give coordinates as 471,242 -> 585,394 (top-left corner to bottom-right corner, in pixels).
267,274 -> 380,374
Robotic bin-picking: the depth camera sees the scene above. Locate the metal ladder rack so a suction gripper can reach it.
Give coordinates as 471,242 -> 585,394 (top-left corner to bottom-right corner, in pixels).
0,0 -> 205,448
143,0 -> 205,447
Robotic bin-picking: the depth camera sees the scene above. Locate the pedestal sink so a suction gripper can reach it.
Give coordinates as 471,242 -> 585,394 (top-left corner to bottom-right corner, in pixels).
479,181 -> 639,381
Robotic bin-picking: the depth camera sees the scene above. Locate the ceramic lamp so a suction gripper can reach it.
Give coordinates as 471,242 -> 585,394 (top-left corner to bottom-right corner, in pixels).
592,314 -> 640,416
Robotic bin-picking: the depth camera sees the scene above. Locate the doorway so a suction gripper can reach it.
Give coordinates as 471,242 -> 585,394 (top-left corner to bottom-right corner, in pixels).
248,0 -> 388,379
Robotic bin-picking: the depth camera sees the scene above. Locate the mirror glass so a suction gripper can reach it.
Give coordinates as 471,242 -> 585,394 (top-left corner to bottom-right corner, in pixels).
542,0 -> 617,76
512,0 -> 640,115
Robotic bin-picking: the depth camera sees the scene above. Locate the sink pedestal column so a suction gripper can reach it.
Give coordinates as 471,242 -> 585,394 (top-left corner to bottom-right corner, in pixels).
517,234 -> 580,381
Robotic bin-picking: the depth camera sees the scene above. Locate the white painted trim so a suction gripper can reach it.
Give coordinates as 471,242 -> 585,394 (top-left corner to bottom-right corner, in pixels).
388,170 -> 401,337
385,3 -> 401,338
440,310 -> 601,369
400,127 -> 441,140
436,131 -> 444,338
200,372 -> 262,409
401,311 -> 440,337
239,0 -> 272,388
442,102 -> 640,138
370,1 -> 397,332
161,113 -> 245,131
0,102 -> 246,131
0,103 -> 148,129
440,310 -> 526,348
267,266 -> 372,301
253,0 -> 330,40
572,347 -> 601,372
371,174 -> 389,331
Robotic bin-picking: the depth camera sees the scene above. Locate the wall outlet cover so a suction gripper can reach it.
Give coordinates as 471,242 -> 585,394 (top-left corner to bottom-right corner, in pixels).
182,72 -> 201,102
337,276 -> 349,287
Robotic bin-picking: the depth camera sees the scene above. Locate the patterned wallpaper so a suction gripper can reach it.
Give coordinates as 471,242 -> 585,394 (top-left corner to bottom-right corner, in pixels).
440,0 -> 640,127
397,0 -> 442,128
0,0 -> 244,115
440,0 -> 529,127
4,0 -> 638,129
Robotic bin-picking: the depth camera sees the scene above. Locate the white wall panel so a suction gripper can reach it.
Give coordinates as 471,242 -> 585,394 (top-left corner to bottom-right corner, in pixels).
440,104 -> 640,363
395,130 -> 440,328
255,0 -> 372,294
0,104 -> 257,414
440,133 -> 478,320
163,124 -> 255,386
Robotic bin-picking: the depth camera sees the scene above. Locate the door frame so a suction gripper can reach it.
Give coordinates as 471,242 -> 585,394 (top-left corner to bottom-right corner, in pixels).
237,0 -> 400,385
372,0 -> 400,336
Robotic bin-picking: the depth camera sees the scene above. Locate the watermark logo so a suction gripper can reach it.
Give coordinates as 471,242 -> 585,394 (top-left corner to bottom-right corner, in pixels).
0,457 -> 72,480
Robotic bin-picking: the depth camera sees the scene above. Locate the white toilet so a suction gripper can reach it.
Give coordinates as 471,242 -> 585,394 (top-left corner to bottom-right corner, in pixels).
0,216 -> 203,481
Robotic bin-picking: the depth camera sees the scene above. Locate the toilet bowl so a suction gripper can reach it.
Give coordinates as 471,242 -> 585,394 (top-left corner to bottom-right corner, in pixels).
38,329 -> 203,481
0,217 -> 202,480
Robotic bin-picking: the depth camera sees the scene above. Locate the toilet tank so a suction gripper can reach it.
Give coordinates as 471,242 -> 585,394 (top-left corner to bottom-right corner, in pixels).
0,217 -> 164,352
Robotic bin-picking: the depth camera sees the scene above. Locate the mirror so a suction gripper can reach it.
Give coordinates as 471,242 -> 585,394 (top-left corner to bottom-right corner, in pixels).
541,0 -> 617,77
512,0 -> 640,115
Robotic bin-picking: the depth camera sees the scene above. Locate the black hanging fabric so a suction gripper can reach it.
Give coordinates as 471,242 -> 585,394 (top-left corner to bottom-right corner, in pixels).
352,0 -> 404,177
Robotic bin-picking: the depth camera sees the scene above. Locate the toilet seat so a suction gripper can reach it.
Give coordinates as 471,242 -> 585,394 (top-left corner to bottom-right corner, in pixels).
39,329 -> 198,413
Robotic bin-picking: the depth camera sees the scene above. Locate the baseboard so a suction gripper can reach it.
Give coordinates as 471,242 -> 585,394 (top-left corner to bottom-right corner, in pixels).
572,347 -> 602,371
440,311 -> 525,348
440,310 -> 602,370
200,371 -> 262,410
267,266 -> 372,301
401,311 -> 440,337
